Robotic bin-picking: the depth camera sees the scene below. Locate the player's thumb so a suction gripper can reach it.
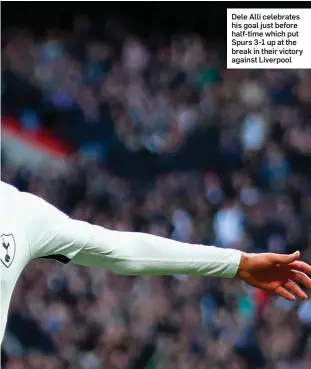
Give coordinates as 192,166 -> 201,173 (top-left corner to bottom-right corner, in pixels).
275,251 -> 300,265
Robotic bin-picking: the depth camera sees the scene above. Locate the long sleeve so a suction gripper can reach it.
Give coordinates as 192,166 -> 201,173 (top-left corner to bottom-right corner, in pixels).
19,187 -> 241,278
71,222 -> 242,278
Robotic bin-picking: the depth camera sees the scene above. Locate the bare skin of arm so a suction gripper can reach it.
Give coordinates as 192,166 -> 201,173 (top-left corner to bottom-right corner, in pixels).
238,251 -> 311,301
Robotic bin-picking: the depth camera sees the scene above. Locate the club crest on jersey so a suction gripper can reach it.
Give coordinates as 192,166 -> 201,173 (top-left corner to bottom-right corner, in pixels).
0,234 -> 16,268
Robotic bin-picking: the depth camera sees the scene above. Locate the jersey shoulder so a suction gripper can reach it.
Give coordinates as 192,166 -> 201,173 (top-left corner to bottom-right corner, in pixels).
0,181 -> 21,208
0,180 -> 71,260
1,180 -> 20,195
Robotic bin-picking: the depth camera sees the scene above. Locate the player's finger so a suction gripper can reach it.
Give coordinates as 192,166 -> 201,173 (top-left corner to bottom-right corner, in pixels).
274,286 -> 296,301
273,251 -> 300,265
288,260 -> 311,275
289,270 -> 311,290
283,280 -> 307,300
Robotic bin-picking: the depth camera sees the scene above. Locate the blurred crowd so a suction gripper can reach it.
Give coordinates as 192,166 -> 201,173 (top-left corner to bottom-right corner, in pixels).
2,14 -> 311,369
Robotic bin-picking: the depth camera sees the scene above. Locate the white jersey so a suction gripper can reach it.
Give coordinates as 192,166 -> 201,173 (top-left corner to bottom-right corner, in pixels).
0,181 -> 241,343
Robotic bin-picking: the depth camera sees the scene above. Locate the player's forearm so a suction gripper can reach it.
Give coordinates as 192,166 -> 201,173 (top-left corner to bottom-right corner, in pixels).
71,222 -> 242,278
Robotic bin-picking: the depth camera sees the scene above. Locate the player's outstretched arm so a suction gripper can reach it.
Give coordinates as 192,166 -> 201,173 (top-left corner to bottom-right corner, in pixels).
19,187 -> 240,278
18,187 -> 311,301
72,225 -> 311,301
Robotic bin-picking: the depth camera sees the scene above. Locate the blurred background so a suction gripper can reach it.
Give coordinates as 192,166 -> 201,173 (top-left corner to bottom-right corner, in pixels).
1,2 -> 311,369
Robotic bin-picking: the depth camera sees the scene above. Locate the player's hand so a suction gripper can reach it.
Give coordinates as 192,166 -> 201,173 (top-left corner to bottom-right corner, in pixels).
237,251 -> 311,301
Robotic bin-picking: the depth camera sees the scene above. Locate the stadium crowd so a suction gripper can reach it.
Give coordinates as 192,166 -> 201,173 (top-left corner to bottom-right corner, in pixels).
2,14 -> 311,369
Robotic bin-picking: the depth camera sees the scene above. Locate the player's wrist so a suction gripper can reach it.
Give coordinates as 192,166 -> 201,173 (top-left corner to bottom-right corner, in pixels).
237,252 -> 252,277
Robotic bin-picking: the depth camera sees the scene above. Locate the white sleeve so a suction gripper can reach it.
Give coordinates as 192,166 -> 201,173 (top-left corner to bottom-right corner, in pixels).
71,224 -> 242,278
21,192 -> 89,262
21,191 -> 241,278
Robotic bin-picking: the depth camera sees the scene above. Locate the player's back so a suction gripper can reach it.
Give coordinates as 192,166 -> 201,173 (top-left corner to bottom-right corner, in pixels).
0,181 -> 32,342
